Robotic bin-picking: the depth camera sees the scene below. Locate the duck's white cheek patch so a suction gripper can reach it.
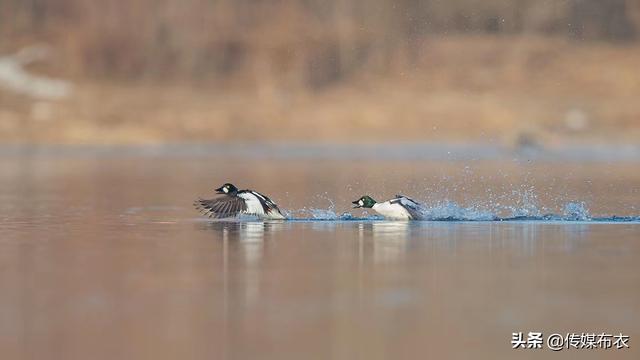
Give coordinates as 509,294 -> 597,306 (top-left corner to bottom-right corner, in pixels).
223,188 -> 229,193
359,200 -> 364,206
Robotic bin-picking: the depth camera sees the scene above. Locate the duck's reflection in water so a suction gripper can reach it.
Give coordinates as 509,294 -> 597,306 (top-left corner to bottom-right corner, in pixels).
201,221 -> 285,307
203,221 -> 289,264
359,221 -> 410,264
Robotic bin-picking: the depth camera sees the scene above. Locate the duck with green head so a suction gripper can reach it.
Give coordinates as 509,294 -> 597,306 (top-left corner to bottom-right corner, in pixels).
352,194 -> 423,220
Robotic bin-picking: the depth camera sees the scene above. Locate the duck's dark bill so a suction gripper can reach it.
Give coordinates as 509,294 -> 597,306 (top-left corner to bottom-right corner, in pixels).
215,187 -> 225,194
352,201 -> 362,208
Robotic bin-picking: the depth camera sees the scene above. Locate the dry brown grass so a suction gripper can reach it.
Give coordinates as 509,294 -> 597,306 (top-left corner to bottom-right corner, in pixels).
1,36 -> 640,145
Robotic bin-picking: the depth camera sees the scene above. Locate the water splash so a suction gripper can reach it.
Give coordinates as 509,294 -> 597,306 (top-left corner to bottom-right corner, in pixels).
285,195 -> 378,220
290,208 -> 375,221
417,200 -> 496,221
283,200 -> 638,222
562,202 -> 591,221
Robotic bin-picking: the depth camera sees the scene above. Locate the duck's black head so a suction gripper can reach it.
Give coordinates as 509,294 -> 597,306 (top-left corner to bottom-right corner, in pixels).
216,183 -> 238,195
352,195 -> 376,209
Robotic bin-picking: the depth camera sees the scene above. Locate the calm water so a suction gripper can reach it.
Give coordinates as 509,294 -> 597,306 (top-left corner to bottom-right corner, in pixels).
1,146 -> 639,359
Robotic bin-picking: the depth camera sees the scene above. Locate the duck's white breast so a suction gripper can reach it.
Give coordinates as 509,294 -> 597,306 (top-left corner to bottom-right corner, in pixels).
373,202 -> 411,220
238,192 -> 266,215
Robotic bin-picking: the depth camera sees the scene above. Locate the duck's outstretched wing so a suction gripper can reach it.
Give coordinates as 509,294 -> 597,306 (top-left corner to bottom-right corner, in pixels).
194,196 -> 248,219
392,195 -> 423,220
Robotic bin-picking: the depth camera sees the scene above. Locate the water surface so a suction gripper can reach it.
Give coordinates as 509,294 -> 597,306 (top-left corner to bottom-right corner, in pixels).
1,146 -> 639,359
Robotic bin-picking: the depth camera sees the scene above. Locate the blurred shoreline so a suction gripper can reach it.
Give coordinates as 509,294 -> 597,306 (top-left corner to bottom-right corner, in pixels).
2,142 -> 640,162
2,35 -> 640,145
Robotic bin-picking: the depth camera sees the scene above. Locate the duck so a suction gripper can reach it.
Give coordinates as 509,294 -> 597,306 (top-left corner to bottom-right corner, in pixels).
195,183 -> 286,220
352,195 -> 423,220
